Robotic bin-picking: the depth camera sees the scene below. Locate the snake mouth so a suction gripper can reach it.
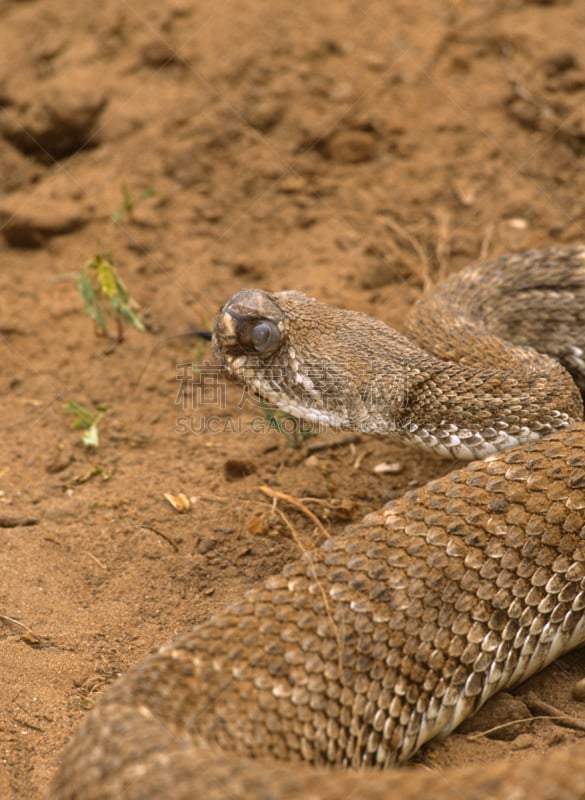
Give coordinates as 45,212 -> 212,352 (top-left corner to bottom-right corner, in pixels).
213,289 -> 285,361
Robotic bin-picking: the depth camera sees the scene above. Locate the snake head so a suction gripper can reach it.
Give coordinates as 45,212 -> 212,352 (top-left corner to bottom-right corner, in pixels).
212,289 -> 285,358
212,288 -> 411,433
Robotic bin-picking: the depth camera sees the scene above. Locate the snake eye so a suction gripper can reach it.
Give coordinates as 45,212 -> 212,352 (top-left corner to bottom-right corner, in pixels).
250,319 -> 281,353
218,291 -> 284,356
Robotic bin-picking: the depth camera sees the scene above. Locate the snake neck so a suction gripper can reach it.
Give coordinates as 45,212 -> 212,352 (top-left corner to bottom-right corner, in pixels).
397,349 -> 580,459
400,255 -> 585,458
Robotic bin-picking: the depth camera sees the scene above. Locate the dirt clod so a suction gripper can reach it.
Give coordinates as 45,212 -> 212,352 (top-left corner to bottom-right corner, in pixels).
325,130 -> 377,163
0,194 -> 89,247
0,74 -> 106,160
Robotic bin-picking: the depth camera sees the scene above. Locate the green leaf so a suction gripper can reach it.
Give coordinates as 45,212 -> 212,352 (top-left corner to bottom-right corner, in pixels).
95,255 -> 119,299
111,207 -> 124,225
77,252 -> 145,337
64,401 -> 109,448
77,272 -> 108,334
113,298 -> 145,331
82,423 -> 100,448
64,401 -> 95,429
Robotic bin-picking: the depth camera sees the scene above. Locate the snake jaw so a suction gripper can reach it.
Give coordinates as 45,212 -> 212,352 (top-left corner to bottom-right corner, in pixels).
216,348 -> 353,430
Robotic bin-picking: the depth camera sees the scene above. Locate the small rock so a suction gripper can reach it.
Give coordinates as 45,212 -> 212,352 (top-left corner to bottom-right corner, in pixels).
196,536 -> 217,555
572,677 -> 585,701
245,100 -> 284,133
329,81 -> 355,102
507,218 -> 529,230
359,260 -> 400,290
363,53 -> 387,72
335,231 -> 361,252
0,194 -> 89,247
373,461 -> 403,474
325,130 -> 376,163
141,39 -> 183,67
278,175 -> 306,193
543,51 -> 578,76
45,451 -> 74,474
200,207 -> 223,223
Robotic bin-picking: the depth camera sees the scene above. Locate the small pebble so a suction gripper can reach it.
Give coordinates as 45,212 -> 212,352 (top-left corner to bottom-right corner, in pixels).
507,217 -> 528,230
325,130 -> 376,163
279,175 -> 306,193
197,536 -> 217,555
245,100 -> 283,133
572,677 -> 585,701
329,81 -> 355,102
543,51 -> 578,75
141,39 -> 182,67
363,53 -> 387,71
373,461 -> 403,474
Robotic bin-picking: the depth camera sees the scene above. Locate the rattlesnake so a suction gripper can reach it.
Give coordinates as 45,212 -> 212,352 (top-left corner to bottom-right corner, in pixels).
51,247 -> 585,799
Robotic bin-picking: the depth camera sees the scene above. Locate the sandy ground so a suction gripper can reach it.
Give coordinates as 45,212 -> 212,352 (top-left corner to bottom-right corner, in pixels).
1,0 -> 585,796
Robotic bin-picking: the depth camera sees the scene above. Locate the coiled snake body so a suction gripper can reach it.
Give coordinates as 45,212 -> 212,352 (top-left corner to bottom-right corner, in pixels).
52,248 -> 585,799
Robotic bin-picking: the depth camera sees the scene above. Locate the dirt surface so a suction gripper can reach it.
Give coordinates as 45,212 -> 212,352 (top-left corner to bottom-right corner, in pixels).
2,1 -> 585,797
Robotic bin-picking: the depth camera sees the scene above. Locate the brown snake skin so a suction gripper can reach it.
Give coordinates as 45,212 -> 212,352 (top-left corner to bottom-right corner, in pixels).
51,248 -> 585,799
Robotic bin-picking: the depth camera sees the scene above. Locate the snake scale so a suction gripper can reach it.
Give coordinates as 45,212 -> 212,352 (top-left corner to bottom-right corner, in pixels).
51,247 -> 585,799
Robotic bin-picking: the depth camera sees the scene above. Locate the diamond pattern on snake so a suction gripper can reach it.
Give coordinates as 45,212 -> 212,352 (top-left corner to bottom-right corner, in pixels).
51,247 -> 585,800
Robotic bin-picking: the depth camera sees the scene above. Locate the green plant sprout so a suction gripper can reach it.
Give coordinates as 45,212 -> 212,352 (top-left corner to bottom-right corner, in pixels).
78,252 -> 145,341
260,401 -> 317,449
111,184 -> 156,224
64,401 -> 110,448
